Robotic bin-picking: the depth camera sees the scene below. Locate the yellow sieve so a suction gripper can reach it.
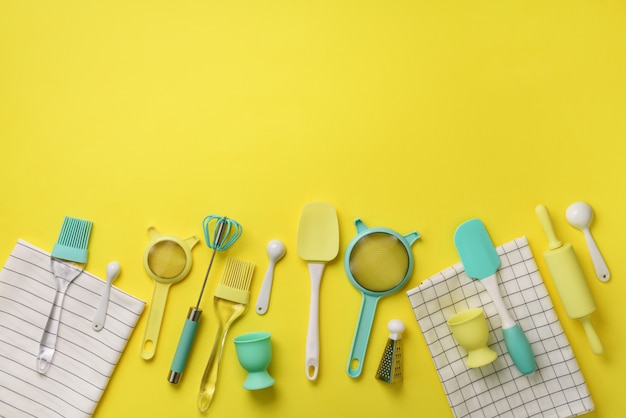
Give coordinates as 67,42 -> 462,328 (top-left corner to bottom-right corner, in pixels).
140,226 -> 199,360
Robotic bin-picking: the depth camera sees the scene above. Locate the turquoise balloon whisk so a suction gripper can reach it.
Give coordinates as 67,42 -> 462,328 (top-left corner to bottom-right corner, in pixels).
168,215 -> 242,384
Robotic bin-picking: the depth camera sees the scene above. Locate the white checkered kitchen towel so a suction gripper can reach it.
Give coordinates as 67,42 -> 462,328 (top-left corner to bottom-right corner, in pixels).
406,237 -> 594,418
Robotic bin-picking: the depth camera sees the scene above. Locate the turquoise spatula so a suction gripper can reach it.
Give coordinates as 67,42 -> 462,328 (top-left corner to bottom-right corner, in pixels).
454,219 -> 536,375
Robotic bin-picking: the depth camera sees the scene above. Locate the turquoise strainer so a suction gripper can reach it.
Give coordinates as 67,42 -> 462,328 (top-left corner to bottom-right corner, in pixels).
344,218 -> 419,378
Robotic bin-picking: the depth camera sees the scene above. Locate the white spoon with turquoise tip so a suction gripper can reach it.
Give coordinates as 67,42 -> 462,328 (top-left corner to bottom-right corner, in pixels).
92,261 -> 121,331
454,219 -> 536,375
566,202 -> 610,282
255,239 -> 286,315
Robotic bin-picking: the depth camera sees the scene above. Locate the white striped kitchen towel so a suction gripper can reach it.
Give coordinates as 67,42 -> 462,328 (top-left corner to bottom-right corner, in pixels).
0,239 -> 145,417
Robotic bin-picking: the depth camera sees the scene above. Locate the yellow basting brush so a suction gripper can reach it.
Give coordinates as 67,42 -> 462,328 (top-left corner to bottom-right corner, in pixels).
198,258 -> 254,412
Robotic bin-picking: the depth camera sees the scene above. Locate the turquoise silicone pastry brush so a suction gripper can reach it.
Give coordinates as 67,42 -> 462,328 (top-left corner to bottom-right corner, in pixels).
454,219 -> 536,375
37,216 -> 93,374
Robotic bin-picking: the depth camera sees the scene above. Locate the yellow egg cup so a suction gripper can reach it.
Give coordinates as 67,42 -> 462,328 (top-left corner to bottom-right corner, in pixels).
447,308 -> 498,368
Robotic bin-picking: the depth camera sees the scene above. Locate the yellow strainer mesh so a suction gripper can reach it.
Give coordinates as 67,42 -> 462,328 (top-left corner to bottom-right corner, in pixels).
146,240 -> 187,279
348,232 -> 409,292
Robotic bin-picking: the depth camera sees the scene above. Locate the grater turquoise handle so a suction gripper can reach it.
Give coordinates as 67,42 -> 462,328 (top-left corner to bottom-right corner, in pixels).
168,308 -> 202,383
347,293 -> 380,378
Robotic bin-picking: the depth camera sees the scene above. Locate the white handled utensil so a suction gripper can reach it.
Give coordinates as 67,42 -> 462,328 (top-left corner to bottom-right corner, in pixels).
297,202 -> 339,381
92,261 -> 121,331
565,201 -> 610,282
454,219 -> 536,375
256,239 -> 286,315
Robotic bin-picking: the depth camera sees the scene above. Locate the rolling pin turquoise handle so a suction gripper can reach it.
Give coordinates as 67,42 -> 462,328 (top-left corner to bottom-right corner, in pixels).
503,324 -> 536,375
168,307 -> 202,383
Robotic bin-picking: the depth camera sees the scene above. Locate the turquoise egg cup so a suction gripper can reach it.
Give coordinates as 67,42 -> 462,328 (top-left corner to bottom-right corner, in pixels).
233,332 -> 275,390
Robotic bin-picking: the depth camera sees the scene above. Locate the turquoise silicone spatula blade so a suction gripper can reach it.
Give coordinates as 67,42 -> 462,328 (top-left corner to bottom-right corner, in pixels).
454,219 -> 536,375
454,219 -> 500,279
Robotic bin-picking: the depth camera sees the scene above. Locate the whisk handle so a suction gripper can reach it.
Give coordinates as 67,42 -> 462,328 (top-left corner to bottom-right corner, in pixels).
168,307 -> 202,384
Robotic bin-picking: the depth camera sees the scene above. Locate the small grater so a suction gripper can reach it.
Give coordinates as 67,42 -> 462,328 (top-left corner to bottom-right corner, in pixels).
375,319 -> 405,384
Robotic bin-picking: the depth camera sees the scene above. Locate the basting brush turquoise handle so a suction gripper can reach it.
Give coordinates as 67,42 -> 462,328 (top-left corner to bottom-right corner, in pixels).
168,307 -> 202,384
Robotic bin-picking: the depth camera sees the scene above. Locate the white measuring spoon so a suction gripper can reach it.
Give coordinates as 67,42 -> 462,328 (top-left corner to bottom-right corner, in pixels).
566,202 -> 610,282
256,240 -> 286,315
92,261 -> 121,331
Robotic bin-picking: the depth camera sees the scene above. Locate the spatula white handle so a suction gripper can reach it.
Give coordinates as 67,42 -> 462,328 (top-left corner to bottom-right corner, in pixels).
480,274 -> 515,329
305,263 -> 324,381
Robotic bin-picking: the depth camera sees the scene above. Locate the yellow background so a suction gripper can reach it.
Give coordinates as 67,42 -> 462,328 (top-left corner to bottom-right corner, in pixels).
1,1 -> 624,417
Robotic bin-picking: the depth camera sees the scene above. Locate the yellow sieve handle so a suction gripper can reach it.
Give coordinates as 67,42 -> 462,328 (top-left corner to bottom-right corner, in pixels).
140,282 -> 171,360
